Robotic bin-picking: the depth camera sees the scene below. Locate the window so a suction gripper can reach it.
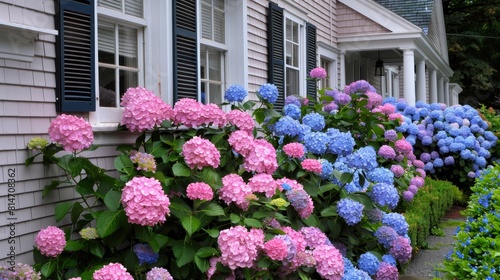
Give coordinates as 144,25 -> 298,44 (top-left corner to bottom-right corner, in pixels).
268,2 -> 316,109
200,0 -> 226,105
97,0 -> 144,112
320,59 -> 331,89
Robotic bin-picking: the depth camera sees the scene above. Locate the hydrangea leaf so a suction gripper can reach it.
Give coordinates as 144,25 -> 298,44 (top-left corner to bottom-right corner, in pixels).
172,240 -> 197,267
103,190 -> 121,211
172,162 -> 191,177
200,202 -> 225,217
96,210 -> 126,238
55,201 -> 73,222
181,215 -> 201,236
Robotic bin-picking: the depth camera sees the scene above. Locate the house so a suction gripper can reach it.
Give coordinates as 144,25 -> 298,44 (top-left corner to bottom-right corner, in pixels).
0,0 -> 455,265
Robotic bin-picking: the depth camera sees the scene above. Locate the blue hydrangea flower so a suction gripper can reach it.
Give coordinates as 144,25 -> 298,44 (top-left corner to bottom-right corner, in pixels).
343,257 -> 355,272
337,198 -> 364,226
430,110 -> 443,120
327,129 -> 355,156
407,124 -> 419,135
464,136 -> 476,148
302,112 -> 325,131
450,142 -> 466,153
284,104 -> 301,119
366,208 -> 384,223
444,156 -> 455,165
370,183 -> 399,209
319,159 -> 333,180
476,156 -> 487,167
342,268 -> 371,280
303,131 -> 329,154
484,131 -> 498,142
224,84 -> 247,102
382,254 -> 397,266
422,136 -> 433,146
382,213 -> 409,236
258,83 -> 279,104
358,252 -> 380,276
346,146 -> 378,171
460,149 -> 472,160
433,158 -> 444,168
367,167 -> 394,185
273,116 -> 302,137
375,226 -> 398,248
133,243 -> 159,265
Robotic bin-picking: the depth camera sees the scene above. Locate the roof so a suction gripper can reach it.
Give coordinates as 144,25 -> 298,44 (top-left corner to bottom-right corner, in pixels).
374,0 -> 434,34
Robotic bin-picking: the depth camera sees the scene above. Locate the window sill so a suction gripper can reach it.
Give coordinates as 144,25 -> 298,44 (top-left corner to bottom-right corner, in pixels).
91,124 -> 139,146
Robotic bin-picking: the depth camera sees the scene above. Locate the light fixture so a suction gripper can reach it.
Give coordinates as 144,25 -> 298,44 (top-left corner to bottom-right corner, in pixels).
375,51 -> 385,76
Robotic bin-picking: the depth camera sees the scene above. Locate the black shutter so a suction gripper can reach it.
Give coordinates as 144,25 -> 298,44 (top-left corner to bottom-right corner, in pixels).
306,22 -> 317,101
55,0 -> 95,112
173,0 -> 198,101
268,2 -> 285,110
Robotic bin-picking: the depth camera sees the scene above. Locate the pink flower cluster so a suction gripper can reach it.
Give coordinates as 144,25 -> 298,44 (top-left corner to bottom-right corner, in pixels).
172,98 -> 227,128
301,159 -> 323,174
48,114 -> 94,152
313,244 -> 344,280
181,136 -> 221,170
395,139 -> 413,156
219,174 -> 253,210
146,267 -> 173,280
247,173 -> 278,198
278,178 -> 314,218
378,145 -> 396,160
186,182 -> 214,201
228,130 -> 254,157
217,226 -> 264,270
243,139 -> 278,174
309,67 -> 328,79
93,263 -> 133,280
283,142 -> 305,158
130,151 -> 156,172
300,227 -> 328,249
121,177 -> 170,226
121,87 -> 173,132
227,110 -> 255,133
34,226 -> 66,258
263,237 -> 288,261
375,262 -> 398,280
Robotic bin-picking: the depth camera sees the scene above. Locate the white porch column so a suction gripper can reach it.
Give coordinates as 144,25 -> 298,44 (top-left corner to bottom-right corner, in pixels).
438,75 -> 445,103
416,58 -> 426,103
340,51 -> 346,89
429,68 -> 438,103
444,80 -> 450,106
403,49 -> 416,105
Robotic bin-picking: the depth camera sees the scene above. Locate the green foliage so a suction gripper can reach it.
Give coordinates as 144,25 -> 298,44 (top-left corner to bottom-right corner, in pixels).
441,163 -> 500,279
402,179 -> 463,250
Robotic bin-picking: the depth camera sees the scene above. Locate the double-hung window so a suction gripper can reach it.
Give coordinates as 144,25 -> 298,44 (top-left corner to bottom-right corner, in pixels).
200,0 -> 226,105
285,16 -> 302,97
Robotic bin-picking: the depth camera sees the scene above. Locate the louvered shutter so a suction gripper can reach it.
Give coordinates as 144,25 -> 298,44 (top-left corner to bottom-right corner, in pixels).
306,22 -> 317,101
268,2 -> 285,110
173,0 -> 198,101
55,0 -> 95,112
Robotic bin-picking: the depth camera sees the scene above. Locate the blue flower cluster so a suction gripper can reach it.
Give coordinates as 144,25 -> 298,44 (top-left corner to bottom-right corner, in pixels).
382,213 -> 409,236
258,83 -> 279,104
358,252 -> 380,276
133,243 -> 159,265
346,146 -> 378,171
337,198 -> 364,226
224,84 -> 247,102
302,112 -> 325,131
370,183 -> 399,209
326,128 -> 355,155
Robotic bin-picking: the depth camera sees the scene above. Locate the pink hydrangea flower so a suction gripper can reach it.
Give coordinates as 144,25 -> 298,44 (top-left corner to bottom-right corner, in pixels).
389,236 -> 412,263
281,226 -> 307,253
276,178 -> 304,191
35,226 -> 66,258
375,262 -> 398,280
146,267 -> 173,280
309,67 -> 327,79
186,182 -> 214,201
243,139 -> 278,174
121,87 -> 173,132
182,136 -> 221,170
172,98 -> 204,128
201,103 -> 227,128
378,145 -> 396,160
48,114 -> 94,152
130,151 -> 156,172
219,174 -> 253,210
68,278 -> 81,280
264,237 -> 289,261
365,91 -> 383,109
394,139 -> 413,156
410,176 -> 425,188
227,110 -> 255,133
206,257 -> 219,279
378,103 -> 396,115
283,142 -> 305,158
412,159 -> 425,169
390,165 -> 405,178
228,130 -> 254,157
388,113 -> 404,124
121,177 -> 170,226
248,173 -> 278,198
301,159 -> 323,174
313,244 -> 344,280
416,168 -> 426,178
300,227 -> 328,249
218,226 -> 264,270
93,263 -> 133,280
286,188 -> 314,218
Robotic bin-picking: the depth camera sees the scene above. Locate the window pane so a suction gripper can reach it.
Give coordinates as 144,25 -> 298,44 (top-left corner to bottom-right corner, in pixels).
119,25 -> 137,67
99,0 -> 122,12
124,0 -> 143,17
119,70 -> 138,99
201,3 -> 212,39
208,83 -> 222,104
98,21 -> 115,64
286,67 -> 299,96
286,19 -> 292,41
208,49 -> 221,81
99,67 -> 116,107
200,45 -> 207,79
214,9 -> 225,43
214,0 -> 225,10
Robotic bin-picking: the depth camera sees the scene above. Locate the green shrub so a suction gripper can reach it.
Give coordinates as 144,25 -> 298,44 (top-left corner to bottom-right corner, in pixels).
403,179 -> 463,249
441,163 -> 500,279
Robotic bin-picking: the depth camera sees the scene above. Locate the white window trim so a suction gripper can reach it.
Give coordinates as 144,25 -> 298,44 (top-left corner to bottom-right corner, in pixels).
283,11 -> 306,97
317,42 -> 340,90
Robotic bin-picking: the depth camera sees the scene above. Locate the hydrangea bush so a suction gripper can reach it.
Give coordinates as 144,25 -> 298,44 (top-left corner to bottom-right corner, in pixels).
441,163 -> 500,279
384,98 -> 499,188
27,75 -> 420,279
